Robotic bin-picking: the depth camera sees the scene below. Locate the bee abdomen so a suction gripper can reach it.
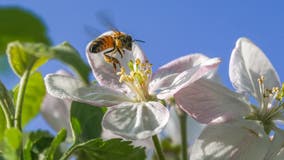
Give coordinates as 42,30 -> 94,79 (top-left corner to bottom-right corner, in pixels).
89,36 -> 114,53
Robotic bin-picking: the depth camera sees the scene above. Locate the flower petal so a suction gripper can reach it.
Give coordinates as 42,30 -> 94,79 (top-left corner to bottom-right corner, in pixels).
86,31 -> 147,91
102,101 -> 169,140
190,119 -> 270,160
156,57 -> 221,100
264,129 -> 284,160
41,94 -> 72,137
149,54 -> 210,93
229,38 -> 280,101
44,74 -> 132,107
175,78 -> 250,124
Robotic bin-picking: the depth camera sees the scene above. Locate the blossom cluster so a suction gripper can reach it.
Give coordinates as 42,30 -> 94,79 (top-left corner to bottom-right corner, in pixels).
43,32 -> 284,159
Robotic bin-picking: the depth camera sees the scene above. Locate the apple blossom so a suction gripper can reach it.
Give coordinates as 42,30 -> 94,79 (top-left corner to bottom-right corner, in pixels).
44,31 -> 220,140
175,38 -> 284,159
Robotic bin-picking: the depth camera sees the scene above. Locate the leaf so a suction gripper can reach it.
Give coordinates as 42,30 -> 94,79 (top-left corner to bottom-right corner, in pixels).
0,7 -> 50,55
51,42 -> 90,84
70,101 -> 104,143
0,108 -> 5,142
23,130 -> 56,160
44,129 -> 67,160
0,79 -> 15,120
6,41 -> 50,77
13,72 -> 46,127
74,138 -> 146,160
0,80 -> 14,141
2,128 -> 22,160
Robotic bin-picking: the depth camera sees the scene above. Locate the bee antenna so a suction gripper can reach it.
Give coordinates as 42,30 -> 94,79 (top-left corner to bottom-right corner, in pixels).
133,39 -> 145,43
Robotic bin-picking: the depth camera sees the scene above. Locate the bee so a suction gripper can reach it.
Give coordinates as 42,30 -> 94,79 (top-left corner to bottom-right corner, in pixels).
88,30 -> 134,71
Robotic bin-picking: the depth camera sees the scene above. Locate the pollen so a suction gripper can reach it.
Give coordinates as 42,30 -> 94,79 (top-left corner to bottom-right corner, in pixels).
117,58 -> 153,101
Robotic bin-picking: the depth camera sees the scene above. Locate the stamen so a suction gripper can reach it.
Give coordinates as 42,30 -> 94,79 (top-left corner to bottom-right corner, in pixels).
117,58 -> 152,102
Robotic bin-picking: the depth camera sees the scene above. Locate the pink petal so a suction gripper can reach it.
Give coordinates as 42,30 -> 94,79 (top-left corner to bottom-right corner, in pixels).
86,31 -> 147,91
229,38 -> 280,101
149,54 -> 211,94
156,57 -> 221,99
190,119 -> 270,160
175,79 -> 250,124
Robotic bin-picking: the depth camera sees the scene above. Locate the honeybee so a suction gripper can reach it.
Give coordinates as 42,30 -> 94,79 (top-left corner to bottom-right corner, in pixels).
88,30 -> 134,71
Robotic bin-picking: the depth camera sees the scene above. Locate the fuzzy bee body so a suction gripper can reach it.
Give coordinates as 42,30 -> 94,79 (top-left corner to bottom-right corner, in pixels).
88,31 -> 133,71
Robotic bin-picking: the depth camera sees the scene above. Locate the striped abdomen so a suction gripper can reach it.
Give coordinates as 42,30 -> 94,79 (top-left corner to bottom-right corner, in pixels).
89,35 -> 114,53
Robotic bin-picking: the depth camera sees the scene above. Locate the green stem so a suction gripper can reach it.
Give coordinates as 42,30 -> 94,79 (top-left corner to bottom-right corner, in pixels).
59,144 -> 78,160
14,68 -> 32,131
178,110 -> 188,160
152,135 -> 165,160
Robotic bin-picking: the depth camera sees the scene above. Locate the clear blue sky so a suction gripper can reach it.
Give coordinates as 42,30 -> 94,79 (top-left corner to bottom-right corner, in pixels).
1,0 -> 284,133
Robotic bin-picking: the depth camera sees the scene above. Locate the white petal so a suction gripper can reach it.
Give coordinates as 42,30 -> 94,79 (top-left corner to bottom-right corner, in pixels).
44,74 -> 132,107
156,58 -> 221,99
101,129 -> 154,150
86,31 -> 147,91
163,107 -> 205,145
102,101 -> 169,140
175,79 -> 250,124
149,54 -> 210,93
190,120 -> 270,160
229,38 -> 280,101
264,130 -> 284,160
41,94 -> 72,137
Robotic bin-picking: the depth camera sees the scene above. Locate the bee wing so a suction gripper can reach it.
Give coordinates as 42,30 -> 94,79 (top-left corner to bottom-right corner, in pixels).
84,25 -> 102,39
95,10 -> 119,32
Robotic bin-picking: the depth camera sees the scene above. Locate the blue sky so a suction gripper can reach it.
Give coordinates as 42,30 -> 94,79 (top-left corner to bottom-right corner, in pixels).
1,0 -> 284,132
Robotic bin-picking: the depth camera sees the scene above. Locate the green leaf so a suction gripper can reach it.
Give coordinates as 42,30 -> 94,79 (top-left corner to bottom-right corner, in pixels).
51,42 -> 90,84
70,101 -> 104,143
0,7 -> 50,54
13,72 -> 46,126
74,138 -> 146,160
2,128 -> 22,160
6,41 -> 50,77
23,131 -> 56,160
0,108 -> 6,142
0,80 -> 14,141
0,80 -> 15,126
44,129 -> 67,160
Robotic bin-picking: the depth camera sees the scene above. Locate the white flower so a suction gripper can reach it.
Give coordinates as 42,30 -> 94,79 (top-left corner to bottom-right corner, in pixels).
175,38 -> 284,159
44,31 -> 220,140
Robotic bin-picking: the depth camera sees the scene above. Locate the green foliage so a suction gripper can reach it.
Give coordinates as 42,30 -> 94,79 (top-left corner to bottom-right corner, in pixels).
51,42 -> 90,84
23,130 -> 62,160
13,72 -> 45,127
70,101 -> 104,143
6,41 -> 50,77
6,41 -> 90,83
0,109 -> 5,142
0,7 -> 50,55
44,129 -> 67,160
2,128 -> 22,160
73,138 -> 146,160
0,80 -> 14,139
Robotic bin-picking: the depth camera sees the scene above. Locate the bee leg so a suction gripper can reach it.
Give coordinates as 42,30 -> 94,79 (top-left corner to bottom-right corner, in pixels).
103,54 -> 121,71
117,48 -> 124,58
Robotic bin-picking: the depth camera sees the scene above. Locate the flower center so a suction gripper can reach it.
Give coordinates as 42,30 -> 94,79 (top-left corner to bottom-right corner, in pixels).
117,58 -> 152,101
247,76 -> 284,134
257,76 -> 281,111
